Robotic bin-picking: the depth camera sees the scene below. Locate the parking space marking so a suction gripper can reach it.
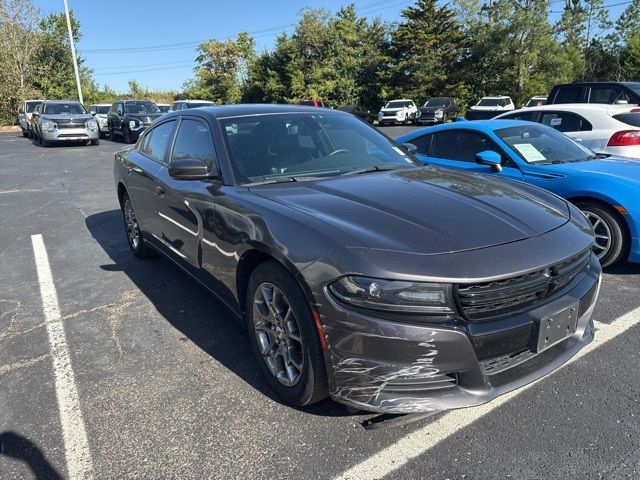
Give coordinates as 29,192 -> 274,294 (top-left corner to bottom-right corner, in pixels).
334,307 -> 640,480
31,234 -> 94,480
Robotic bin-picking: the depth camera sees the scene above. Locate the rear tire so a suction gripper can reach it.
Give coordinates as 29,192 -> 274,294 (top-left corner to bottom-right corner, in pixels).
22,129 -> 28,138
91,139 -> 100,146
246,261 -> 328,407
123,127 -> 132,144
121,193 -> 154,259
574,200 -> 628,268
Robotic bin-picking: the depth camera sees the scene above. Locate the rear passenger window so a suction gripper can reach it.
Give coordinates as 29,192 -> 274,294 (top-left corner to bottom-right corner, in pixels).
170,119 -> 216,168
554,87 -> 583,104
140,120 -> 176,163
540,112 -> 591,132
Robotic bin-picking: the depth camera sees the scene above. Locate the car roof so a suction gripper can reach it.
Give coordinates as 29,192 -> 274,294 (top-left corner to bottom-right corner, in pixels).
404,119 -> 530,135
158,103 -> 350,120
43,100 -> 82,104
175,99 -> 215,103
502,103 -> 637,114
387,99 -> 414,102
90,103 -> 111,106
480,95 -> 511,99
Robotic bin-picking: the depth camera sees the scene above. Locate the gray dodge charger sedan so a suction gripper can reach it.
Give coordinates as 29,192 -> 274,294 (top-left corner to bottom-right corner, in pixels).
114,105 -> 601,414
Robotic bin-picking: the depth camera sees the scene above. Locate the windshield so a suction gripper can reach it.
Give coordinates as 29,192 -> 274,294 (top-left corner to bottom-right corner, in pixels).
26,101 -> 41,113
187,102 -> 212,109
124,101 -> 159,114
95,106 -> 110,114
157,105 -> 171,112
495,125 -> 595,164
424,98 -> 447,107
221,112 -> 418,184
623,82 -> 640,96
43,103 -> 86,115
477,98 -> 502,107
386,101 -> 410,108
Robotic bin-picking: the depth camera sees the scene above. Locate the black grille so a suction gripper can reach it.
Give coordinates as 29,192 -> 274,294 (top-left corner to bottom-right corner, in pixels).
480,349 -> 536,375
383,373 -> 458,393
456,250 -> 590,321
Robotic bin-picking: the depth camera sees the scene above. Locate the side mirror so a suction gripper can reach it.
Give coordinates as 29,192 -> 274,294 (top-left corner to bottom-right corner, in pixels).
475,150 -> 502,172
89,109 -> 96,115
400,142 -> 418,155
168,159 -> 213,180
18,108 -> 25,114
117,110 -> 123,116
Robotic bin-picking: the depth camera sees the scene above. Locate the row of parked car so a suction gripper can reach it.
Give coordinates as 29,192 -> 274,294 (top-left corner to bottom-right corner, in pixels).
17,98 -> 215,147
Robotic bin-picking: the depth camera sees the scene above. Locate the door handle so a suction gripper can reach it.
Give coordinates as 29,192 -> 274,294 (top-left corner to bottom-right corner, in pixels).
127,166 -> 142,175
155,185 -> 166,197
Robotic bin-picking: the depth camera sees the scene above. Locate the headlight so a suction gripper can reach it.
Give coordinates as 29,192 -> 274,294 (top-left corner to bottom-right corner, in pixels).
129,120 -> 137,129
328,276 -> 455,315
378,112 -> 383,120
42,120 -> 57,132
99,117 -> 108,126
435,109 -> 444,117
86,119 -> 98,131
415,110 -> 422,118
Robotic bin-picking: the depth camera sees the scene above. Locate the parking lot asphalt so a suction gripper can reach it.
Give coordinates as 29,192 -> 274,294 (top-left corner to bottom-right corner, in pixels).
1,128 -> 639,480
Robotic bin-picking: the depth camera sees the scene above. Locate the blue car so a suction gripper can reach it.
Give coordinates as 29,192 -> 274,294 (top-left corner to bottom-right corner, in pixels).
397,120 -> 640,267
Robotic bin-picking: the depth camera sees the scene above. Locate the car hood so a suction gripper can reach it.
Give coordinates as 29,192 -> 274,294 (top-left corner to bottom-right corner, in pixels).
251,167 -> 570,255
380,108 -> 406,114
419,106 -> 444,113
523,157 -> 640,185
40,114 -> 93,121
128,113 -> 162,121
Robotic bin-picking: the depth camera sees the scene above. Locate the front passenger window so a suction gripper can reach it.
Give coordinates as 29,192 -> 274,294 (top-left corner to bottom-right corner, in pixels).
431,130 -> 504,164
171,119 -> 216,168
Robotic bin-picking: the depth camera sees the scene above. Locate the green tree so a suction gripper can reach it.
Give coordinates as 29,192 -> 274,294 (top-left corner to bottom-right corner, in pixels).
621,32 -> 640,80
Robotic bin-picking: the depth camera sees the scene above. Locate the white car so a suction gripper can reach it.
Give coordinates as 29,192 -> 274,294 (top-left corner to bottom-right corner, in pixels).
465,96 -> 515,120
17,99 -> 44,138
88,103 -> 111,138
377,99 -> 417,125
495,103 -> 640,158
523,96 -> 547,108
171,99 -> 216,111
156,103 -> 172,113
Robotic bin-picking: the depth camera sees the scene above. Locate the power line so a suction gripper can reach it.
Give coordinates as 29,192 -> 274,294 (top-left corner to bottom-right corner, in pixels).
93,64 -> 197,76
549,0 -> 633,13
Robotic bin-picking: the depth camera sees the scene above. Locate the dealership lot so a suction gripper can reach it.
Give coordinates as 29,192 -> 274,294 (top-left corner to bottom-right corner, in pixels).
1,130 -> 639,479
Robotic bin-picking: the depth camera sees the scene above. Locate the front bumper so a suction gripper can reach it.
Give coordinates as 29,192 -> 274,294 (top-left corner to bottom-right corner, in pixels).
319,253 -> 601,413
41,127 -> 99,142
416,116 -> 441,124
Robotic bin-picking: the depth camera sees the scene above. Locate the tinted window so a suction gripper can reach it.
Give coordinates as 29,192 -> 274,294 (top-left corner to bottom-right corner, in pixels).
171,119 -> 216,167
157,105 -> 171,113
221,113 -> 418,184
612,113 -> 640,127
477,98 -> 501,107
590,87 -> 626,104
424,98 -> 448,106
408,134 -> 433,155
95,106 -> 110,114
431,130 -> 502,163
43,102 -> 86,114
386,101 -> 411,108
186,102 -> 213,109
540,112 -> 591,132
553,86 -> 583,103
140,120 -> 176,163
124,101 -> 159,114
26,101 -> 41,113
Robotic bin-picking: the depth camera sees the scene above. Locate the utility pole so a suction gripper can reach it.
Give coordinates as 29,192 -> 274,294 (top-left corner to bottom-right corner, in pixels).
63,0 -> 83,104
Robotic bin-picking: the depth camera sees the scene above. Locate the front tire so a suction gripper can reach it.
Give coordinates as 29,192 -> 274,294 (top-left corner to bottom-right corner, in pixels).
574,200 -> 628,268
91,139 -> 100,146
123,127 -> 133,144
121,193 -> 154,259
246,261 -> 328,407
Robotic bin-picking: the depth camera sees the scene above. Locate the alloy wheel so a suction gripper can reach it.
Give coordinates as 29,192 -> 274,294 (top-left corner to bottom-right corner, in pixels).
124,199 -> 140,250
583,210 -> 612,260
252,282 -> 304,387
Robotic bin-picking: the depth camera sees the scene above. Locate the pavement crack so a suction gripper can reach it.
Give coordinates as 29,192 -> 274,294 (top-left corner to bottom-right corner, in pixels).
0,353 -> 50,376
0,299 -> 21,343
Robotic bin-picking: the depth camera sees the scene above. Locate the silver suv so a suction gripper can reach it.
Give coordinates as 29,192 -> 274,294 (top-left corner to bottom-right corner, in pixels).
32,100 -> 99,147
17,99 -> 43,138
88,104 -> 111,138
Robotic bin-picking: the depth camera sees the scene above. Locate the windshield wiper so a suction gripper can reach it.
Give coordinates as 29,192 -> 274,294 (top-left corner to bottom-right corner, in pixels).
246,177 -> 300,186
340,165 -> 398,176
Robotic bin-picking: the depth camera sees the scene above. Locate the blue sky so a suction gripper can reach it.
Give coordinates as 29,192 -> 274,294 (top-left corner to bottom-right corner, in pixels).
33,0 -> 629,93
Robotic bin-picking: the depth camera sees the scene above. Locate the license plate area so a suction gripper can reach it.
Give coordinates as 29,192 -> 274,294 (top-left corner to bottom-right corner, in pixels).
535,303 -> 578,353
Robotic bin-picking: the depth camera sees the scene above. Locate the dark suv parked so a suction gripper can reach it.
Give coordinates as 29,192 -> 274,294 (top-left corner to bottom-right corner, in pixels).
547,82 -> 640,105
108,100 -> 162,143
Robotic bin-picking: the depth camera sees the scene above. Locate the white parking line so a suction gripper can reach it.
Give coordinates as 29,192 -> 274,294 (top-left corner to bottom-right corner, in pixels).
335,307 -> 640,480
31,234 -> 94,480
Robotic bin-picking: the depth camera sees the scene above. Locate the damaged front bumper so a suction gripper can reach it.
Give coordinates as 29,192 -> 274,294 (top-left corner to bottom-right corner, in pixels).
320,254 -> 601,414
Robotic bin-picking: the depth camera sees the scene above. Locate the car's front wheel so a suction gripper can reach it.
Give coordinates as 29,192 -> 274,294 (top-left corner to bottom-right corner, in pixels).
123,127 -> 133,144
575,200 -> 628,268
121,193 -> 154,258
246,261 -> 328,406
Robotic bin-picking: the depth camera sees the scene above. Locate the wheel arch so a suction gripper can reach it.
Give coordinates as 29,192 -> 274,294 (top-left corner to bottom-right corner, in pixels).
117,182 -> 128,208
567,194 -> 632,250
235,246 -> 316,323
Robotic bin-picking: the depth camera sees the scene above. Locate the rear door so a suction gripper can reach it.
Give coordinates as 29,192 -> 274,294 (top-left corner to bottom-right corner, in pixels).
155,117 -> 219,270
413,129 -> 524,180
124,119 -> 178,243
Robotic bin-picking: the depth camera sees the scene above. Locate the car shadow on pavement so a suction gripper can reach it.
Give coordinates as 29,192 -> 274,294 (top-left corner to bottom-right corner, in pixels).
0,431 -> 62,480
85,209 -> 352,418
